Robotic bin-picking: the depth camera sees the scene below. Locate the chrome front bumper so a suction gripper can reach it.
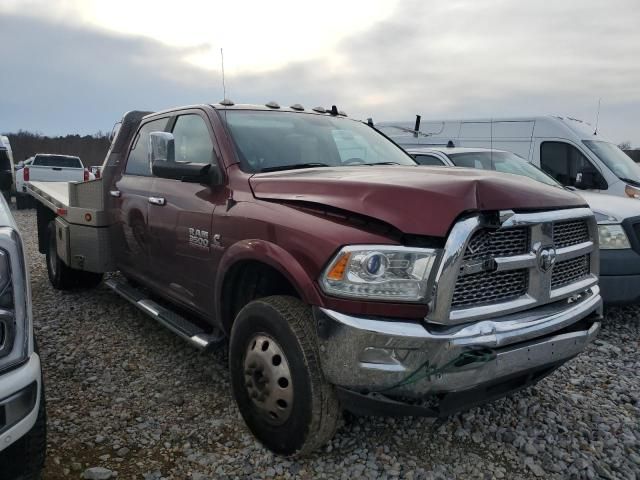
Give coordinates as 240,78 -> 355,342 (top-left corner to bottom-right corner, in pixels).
314,286 -> 602,398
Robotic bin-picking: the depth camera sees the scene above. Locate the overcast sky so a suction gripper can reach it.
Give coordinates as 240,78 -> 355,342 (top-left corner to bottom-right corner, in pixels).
1,0 -> 639,145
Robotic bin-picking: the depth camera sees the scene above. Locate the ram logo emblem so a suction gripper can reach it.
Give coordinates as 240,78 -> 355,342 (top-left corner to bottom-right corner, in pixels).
537,247 -> 557,273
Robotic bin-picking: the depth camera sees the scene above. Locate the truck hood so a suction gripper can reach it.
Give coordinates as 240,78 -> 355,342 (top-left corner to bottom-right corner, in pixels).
249,166 -> 587,236
577,190 -> 640,222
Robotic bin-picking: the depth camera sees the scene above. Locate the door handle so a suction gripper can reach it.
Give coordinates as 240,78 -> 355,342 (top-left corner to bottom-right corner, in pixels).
109,190 -> 121,198
148,196 -> 166,206
52,167 -> 62,171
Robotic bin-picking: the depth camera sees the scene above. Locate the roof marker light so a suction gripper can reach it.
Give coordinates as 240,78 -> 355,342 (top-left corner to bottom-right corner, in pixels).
265,101 -> 280,109
290,104 -> 305,111
219,98 -> 234,106
312,106 -> 326,113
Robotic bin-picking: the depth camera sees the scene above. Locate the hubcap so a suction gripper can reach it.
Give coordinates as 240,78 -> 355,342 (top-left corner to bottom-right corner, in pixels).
243,334 -> 293,425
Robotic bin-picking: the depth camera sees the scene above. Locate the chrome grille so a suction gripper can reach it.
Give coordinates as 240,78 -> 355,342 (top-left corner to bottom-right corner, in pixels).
431,208 -> 598,325
551,254 -> 590,289
463,228 -> 528,261
553,220 -> 589,249
451,269 -> 528,308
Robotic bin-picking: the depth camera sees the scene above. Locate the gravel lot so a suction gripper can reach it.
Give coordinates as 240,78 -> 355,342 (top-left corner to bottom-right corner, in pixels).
13,207 -> 639,480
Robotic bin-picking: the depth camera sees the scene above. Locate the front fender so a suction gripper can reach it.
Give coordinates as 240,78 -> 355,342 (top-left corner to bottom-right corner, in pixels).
214,238 -> 323,320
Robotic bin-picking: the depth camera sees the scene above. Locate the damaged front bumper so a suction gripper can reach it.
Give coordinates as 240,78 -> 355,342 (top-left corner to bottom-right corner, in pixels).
314,286 -> 602,416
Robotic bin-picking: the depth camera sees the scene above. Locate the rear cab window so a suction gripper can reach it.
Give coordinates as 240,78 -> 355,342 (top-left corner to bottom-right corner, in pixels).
125,117 -> 169,176
33,155 -> 82,168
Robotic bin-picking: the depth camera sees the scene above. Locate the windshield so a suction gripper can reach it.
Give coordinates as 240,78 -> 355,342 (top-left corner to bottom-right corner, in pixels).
448,151 -> 560,187
222,111 -> 416,173
583,140 -> 640,185
33,155 -> 82,168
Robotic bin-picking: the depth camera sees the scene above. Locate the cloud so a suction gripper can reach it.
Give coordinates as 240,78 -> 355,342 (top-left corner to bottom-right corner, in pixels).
1,0 -> 639,145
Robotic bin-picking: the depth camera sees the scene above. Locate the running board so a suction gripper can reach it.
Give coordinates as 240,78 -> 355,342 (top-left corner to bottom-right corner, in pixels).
105,278 -> 224,350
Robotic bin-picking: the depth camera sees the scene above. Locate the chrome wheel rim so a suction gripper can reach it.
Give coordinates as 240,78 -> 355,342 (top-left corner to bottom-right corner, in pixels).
243,334 -> 293,425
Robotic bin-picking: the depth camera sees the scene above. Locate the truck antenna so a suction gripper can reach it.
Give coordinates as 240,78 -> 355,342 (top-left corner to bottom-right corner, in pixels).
221,48 -> 227,101
594,97 -> 601,136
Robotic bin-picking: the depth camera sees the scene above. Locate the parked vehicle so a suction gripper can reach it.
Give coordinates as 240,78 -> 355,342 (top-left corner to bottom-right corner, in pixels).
15,157 -> 34,171
0,194 -> 46,479
0,136 -> 16,201
89,165 -> 102,179
28,103 -> 602,455
16,154 -> 94,209
407,146 -> 640,304
379,115 -> 640,199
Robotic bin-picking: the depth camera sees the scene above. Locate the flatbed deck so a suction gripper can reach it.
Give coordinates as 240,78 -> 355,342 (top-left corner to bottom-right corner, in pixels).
27,180 -> 109,227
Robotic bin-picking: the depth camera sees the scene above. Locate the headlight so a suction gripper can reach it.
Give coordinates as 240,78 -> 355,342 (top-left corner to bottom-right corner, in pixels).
598,225 -> 631,249
320,245 -> 439,301
625,184 -> 640,199
0,227 -> 29,372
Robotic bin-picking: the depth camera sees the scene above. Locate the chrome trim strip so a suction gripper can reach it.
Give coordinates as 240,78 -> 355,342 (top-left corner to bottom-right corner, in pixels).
555,241 -> 594,262
550,275 -> 598,300
500,207 -> 594,227
137,300 -> 160,317
494,253 -> 536,271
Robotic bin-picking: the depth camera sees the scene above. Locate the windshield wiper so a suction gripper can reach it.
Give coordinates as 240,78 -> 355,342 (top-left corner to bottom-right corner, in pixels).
618,177 -> 640,187
349,162 -> 399,166
259,162 -> 331,173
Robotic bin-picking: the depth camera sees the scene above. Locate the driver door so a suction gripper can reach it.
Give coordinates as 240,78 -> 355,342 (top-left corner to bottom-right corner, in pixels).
147,110 -> 226,315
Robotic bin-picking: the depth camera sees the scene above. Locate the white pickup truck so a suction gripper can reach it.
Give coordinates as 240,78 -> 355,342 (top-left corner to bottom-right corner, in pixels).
16,154 -> 94,209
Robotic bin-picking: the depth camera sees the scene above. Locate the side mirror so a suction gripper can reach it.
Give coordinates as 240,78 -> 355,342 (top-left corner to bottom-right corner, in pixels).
149,131 -> 222,185
149,131 -> 175,163
575,169 -> 607,190
152,160 -> 222,185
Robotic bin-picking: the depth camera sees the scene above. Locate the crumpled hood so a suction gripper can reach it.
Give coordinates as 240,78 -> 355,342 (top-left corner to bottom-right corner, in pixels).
250,166 -> 587,236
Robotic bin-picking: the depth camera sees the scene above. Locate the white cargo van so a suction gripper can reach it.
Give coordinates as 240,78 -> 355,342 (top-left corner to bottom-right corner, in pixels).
378,116 -> 640,199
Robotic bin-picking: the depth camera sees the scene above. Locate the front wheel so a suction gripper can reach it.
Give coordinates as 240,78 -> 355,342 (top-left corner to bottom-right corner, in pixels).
229,296 -> 340,456
46,221 -> 103,290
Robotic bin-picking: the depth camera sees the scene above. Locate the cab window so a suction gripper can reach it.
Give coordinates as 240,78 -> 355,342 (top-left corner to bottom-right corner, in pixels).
540,141 -> 606,188
125,118 -> 169,176
413,154 -> 446,166
171,114 -> 215,165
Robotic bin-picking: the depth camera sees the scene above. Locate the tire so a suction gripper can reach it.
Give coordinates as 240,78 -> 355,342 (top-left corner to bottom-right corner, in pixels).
229,296 -> 340,456
46,221 -> 103,290
15,194 -> 28,210
0,349 -> 47,480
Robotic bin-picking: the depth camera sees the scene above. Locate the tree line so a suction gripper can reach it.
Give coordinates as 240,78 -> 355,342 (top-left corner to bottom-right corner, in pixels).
1,131 -> 111,167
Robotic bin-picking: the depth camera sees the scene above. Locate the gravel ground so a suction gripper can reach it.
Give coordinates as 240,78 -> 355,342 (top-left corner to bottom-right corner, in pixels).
12,207 -> 639,479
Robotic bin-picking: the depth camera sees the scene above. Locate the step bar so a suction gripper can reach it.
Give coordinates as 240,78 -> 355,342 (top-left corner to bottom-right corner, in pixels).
105,278 -> 224,349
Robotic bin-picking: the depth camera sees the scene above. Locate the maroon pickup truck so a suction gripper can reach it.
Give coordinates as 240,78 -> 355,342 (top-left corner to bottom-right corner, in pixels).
31,102 -> 603,455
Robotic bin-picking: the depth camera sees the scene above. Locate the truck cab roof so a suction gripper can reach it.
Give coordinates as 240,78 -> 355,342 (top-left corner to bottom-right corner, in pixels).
143,102 -> 348,120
